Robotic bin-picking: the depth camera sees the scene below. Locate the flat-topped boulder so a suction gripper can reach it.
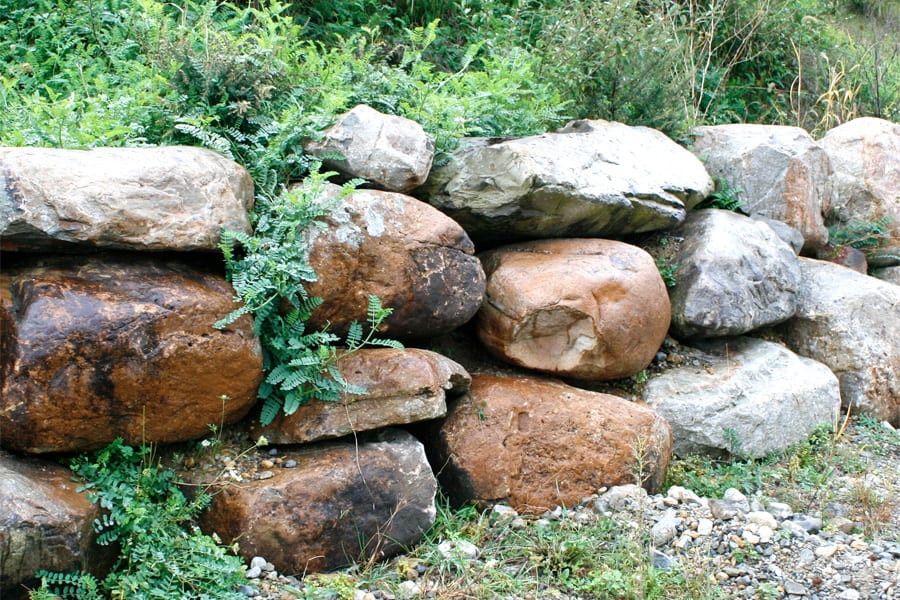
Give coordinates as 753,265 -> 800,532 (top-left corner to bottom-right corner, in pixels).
690,124 -> 832,251
0,256 -> 263,453
478,238 -> 670,380
419,119 -> 713,244
253,348 -> 469,444
303,184 -> 485,339
0,146 -> 254,252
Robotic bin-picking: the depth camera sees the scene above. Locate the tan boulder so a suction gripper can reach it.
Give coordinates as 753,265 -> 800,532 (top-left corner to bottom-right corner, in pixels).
477,239 -> 670,380
430,373 -> 673,514
304,104 -> 435,192
253,348 -> 470,443
0,146 -> 254,252
304,185 -> 485,339
690,124 -> 832,251
1,452 -> 114,598
0,256 -> 263,453
193,429 -> 437,575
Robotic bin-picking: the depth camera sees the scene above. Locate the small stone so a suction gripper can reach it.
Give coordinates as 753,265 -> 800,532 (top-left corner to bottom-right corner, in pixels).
722,488 -> 749,511
650,548 -> 676,570
709,499 -> 740,521
758,525 -> 774,544
830,516 -> 855,534
815,544 -> 838,558
742,531 -> 760,545
799,548 -> 816,564
257,470 -> 275,480
246,566 -> 262,579
491,504 -> 519,520
651,510 -> 680,546
838,590 -> 861,600
697,518 -> 714,535
792,516 -> 823,533
785,580 -> 807,596
667,485 -> 702,505
781,520 -> 810,538
250,556 -> 268,570
260,459 -> 275,469
747,511 -> 778,530
282,459 -> 298,469
268,448 -> 278,456
437,539 -> 479,560
767,501 -> 794,519
398,581 -> 421,599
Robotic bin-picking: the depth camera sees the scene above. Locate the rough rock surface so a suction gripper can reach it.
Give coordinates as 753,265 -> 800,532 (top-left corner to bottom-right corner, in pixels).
690,124 -> 832,250
819,117 -> 900,241
304,104 -> 435,192
478,238 -> 670,380
873,265 -> 900,286
419,119 -> 713,244
193,429 -> 437,575
303,184 -> 485,339
0,146 -> 254,252
0,452 -> 113,598
253,348 -> 470,444
669,209 -> 801,339
0,256 -> 263,453
772,258 -> 900,426
430,373 -> 673,514
642,337 -> 841,457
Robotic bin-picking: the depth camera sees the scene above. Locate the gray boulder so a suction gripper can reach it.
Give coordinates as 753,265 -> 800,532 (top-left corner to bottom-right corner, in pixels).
642,337 -> 841,457
419,119 -> 713,244
691,124 -> 832,251
304,104 -> 435,192
772,258 -> 900,426
0,146 -> 254,251
669,209 -> 801,339
819,117 -> 900,242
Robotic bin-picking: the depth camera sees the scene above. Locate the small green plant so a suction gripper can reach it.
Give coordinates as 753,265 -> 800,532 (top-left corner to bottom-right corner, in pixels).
656,257 -> 678,288
216,168 -> 402,425
30,439 -> 248,600
695,178 -> 744,211
723,427 -> 745,459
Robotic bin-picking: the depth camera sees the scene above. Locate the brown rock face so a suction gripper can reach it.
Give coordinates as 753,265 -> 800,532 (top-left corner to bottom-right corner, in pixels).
254,348 -> 469,443
194,429 -> 437,574
477,239 -> 670,380
0,257 -> 263,453
1,452 -> 114,598
430,373 -> 673,514
0,146 -> 254,252
303,185 -> 486,339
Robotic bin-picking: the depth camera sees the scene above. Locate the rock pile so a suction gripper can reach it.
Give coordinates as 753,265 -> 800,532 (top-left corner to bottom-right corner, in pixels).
2,108 -> 898,595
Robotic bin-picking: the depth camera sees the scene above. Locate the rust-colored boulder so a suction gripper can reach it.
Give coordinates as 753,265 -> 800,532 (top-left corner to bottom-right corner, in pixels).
1,452 -> 114,598
193,429 -> 437,575
430,373 -> 673,514
477,239 -> 670,380
0,256 -> 263,453
303,184 -> 485,339
253,348 -> 470,443
0,146 -> 254,252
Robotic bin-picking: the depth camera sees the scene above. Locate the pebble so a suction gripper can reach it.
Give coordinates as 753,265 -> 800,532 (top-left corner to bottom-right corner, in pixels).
437,539 -> 479,560
282,459 -> 297,469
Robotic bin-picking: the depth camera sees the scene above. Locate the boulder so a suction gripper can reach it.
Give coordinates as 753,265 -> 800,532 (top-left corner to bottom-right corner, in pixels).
303,184 -> 485,339
253,348 -> 470,443
690,124 -> 832,250
193,429 -> 436,574
477,239 -> 670,380
304,104 -> 435,192
642,337 -> 841,457
419,119 -> 713,244
873,266 -> 900,286
0,146 -> 253,252
669,209 -> 801,339
430,373 -> 673,513
0,256 -> 263,453
753,216 -> 804,255
819,117 -> 900,242
1,452 -> 113,598
771,258 -> 900,426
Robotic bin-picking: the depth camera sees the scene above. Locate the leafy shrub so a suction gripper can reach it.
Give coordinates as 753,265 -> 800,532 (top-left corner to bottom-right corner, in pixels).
30,439 -> 248,600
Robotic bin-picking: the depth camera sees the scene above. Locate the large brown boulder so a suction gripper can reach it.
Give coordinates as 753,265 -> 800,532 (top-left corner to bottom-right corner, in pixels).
303,185 -> 486,339
253,348 -> 470,444
690,124 -> 832,251
477,239 -> 670,380
1,452 -> 114,598
304,104 -> 435,192
430,373 -> 673,514
0,146 -> 254,252
419,119 -> 713,244
0,257 -> 263,453
193,429 -> 437,575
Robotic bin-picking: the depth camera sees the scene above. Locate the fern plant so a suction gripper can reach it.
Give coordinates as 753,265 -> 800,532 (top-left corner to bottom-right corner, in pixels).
217,167 -> 402,426
30,440 -> 248,600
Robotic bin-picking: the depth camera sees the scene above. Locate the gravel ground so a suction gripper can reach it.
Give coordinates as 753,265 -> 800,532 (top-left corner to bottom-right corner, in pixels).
182,417 -> 900,600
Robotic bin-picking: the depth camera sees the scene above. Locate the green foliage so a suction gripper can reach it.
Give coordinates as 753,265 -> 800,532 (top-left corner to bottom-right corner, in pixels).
656,257 -> 678,288
217,169 -> 402,426
30,439 -> 248,600
828,217 -> 893,252
695,177 -> 744,211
